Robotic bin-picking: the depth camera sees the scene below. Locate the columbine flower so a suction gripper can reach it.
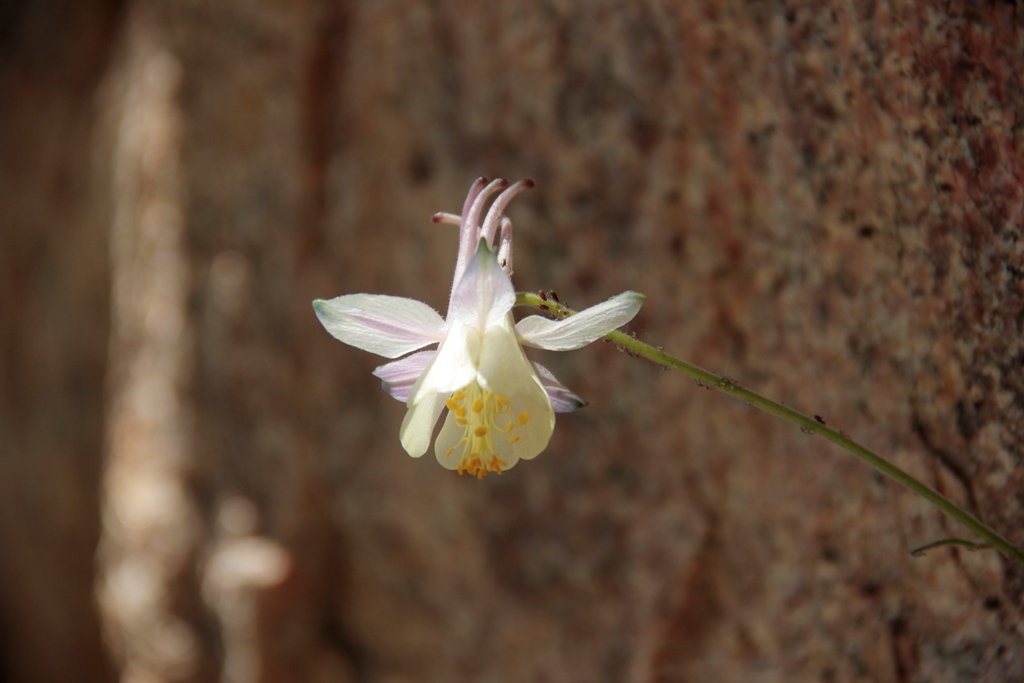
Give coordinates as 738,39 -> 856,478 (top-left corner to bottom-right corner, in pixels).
313,178 -> 644,478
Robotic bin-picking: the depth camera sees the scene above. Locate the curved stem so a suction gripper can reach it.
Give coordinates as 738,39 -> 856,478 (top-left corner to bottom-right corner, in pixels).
516,292 -> 1024,568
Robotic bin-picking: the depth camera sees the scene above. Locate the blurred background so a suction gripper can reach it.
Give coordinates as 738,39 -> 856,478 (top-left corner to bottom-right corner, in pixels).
2,1 -> 1023,682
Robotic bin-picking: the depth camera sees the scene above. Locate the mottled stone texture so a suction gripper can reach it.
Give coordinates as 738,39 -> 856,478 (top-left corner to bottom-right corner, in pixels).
3,1 -> 1024,682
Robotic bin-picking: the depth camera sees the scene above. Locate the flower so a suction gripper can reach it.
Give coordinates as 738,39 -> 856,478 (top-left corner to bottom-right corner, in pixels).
313,178 -> 644,478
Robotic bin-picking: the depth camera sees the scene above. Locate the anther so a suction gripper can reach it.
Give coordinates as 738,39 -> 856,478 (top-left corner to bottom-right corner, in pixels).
517,412 -> 530,426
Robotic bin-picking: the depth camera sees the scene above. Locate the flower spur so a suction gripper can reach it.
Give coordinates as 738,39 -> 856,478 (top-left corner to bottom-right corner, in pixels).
313,178 -> 644,478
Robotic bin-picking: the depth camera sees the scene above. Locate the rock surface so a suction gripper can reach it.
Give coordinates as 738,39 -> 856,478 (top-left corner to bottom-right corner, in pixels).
2,2 -> 1023,682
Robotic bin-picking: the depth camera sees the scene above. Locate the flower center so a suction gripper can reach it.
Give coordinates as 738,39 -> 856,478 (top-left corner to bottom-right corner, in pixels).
444,382 -> 530,479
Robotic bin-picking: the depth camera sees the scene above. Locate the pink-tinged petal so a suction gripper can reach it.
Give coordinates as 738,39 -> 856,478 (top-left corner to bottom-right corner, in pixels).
399,391 -> 446,457
407,322 -> 480,406
447,241 -> 515,329
431,212 -> 462,226
453,178 -> 506,290
480,178 -> 533,247
515,291 -> 645,351
496,216 -> 514,275
531,362 -> 587,412
373,350 -> 436,402
313,295 -> 447,358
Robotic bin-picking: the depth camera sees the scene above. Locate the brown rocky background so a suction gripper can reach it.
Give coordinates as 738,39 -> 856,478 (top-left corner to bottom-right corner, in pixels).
2,1 -> 1023,682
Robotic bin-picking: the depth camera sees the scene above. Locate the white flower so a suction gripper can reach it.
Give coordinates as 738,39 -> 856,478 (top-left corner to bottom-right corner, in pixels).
313,178 -> 644,478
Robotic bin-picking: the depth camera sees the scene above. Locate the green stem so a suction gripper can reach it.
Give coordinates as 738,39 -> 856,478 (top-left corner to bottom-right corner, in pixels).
516,292 -> 1024,568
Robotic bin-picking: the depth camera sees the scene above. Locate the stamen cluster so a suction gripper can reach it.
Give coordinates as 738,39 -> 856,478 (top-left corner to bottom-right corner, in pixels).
444,383 -> 530,478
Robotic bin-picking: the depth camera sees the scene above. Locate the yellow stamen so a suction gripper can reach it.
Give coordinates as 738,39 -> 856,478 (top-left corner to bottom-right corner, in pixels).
444,383 -> 520,478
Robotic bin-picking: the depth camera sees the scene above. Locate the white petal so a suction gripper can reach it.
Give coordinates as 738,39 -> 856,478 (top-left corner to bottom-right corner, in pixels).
490,382 -> 553,465
373,351 -> 436,402
515,291 -> 645,351
313,295 -> 446,358
407,322 -> 480,405
433,320 -> 554,473
447,241 -> 515,329
473,321 -> 538,395
478,324 -> 553,463
434,412 -> 469,471
399,391 -> 446,457
532,362 -> 587,412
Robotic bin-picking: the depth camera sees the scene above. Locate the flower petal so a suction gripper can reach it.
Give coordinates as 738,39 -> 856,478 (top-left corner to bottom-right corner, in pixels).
313,295 -> 446,358
452,177 -> 504,290
476,323 -> 554,462
373,350 -> 436,402
495,216 -> 514,275
477,322 -> 545,396
399,391 -> 447,457
446,241 -> 515,329
407,322 -> 480,406
434,320 -> 555,473
531,362 -> 587,412
515,291 -> 645,351
480,178 -> 532,247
